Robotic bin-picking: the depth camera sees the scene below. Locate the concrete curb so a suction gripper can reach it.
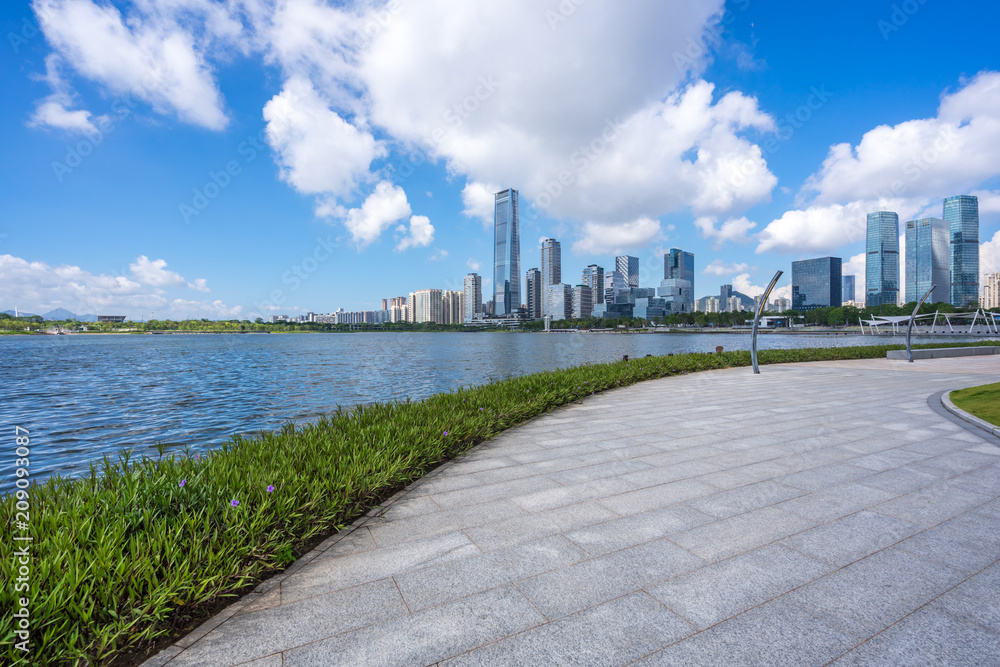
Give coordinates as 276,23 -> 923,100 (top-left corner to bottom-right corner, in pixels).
941,391 -> 1000,439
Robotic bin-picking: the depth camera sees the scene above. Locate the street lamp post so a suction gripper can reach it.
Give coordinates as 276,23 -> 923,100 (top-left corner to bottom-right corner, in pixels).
751,270 -> 784,375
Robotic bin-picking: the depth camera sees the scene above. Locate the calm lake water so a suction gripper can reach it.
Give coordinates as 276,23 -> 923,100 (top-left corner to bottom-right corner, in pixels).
0,331 -> 990,491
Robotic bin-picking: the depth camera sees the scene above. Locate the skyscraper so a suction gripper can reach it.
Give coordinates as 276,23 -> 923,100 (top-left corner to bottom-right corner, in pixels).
463,273 -> 482,322
525,268 -> 542,319
544,283 -> 573,320
442,290 -> 464,325
409,289 -> 443,324
604,271 -> 627,306
660,248 -> 695,313
582,264 -> 604,305
493,188 -> 520,316
720,284 -> 733,311
792,257 -> 842,311
541,238 -> 561,287
841,275 -> 856,304
904,217 -> 949,304
572,285 -> 593,319
866,211 -> 900,307
616,255 -> 639,288
944,195 -> 980,307
983,273 -> 999,309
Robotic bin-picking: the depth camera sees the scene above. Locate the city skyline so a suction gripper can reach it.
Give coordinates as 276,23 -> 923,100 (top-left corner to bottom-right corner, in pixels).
2,2 -> 999,320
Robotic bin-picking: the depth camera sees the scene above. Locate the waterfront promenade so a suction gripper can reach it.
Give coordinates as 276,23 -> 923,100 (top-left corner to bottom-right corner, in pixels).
145,356 -> 1000,666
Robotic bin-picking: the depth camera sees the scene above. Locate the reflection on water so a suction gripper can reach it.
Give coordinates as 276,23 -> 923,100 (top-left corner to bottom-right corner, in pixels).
0,331 -> 987,491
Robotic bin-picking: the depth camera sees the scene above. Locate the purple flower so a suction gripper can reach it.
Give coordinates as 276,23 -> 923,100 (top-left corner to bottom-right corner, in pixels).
230,499 -> 239,507
267,485 -> 275,493
443,431 -> 448,436
179,479 -> 186,487
480,408 -> 483,411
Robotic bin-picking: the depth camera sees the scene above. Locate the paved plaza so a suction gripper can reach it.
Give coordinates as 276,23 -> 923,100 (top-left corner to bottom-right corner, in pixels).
146,356 -> 1000,666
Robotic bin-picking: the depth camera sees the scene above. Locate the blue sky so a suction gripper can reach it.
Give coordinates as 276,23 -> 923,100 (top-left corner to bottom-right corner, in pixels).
2,0 -> 999,319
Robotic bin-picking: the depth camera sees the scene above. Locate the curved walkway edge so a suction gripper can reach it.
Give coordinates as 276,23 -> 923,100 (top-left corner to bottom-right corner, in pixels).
144,355 -> 1000,667
941,390 -> 1000,440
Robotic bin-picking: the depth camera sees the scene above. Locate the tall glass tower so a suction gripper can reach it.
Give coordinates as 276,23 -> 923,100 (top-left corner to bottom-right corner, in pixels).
660,248 -> 695,313
616,255 -> 639,288
792,257 -> 842,310
866,211 -> 900,307
944,195 -> 979,307
493,189 -> 520,316
541,238 -> 561,287
904,217 -> 949,304
582,264 -> 604,304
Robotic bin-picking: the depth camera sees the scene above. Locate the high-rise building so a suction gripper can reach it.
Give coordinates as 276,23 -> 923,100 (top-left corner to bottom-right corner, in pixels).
572,285 -> 594,319
904,217 -> 949,304
442,290 -> 465,325
541,238 -> 561,287
544,284 -> 573,320
604,271 -> 628,306
792,257 -> 843,311
866,211 -> 900,307
944,195 -> 980,307
462,273 -> 482,322
841,275 -> 856,304
524,268 -> 542,319
616,255 -> 639,288
773,297 -> 790,312
982,273 -> 999,309
704,296 -> 720,313
582,264 -> 604,305
660,248 -> 695,313
409,289 -> 443,324
493,188 -> 520,316
720,284 -> 733,311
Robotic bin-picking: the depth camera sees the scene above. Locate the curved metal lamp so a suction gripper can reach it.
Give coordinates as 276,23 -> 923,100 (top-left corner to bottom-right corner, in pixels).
906,284 -> 935,363
751,270 -> 783,374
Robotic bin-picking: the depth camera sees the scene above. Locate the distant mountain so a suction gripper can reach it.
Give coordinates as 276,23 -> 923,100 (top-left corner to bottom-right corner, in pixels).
76,314 -> 99,323
42,307 -> 77,321
2,309 -> 37,318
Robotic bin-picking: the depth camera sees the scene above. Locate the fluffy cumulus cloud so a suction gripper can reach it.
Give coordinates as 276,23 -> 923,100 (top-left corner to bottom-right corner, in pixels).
842,252 -> 867,301
395,215 -> 435,252
0,254 -> 231,318
337,181 -> 412,248
694,215 -> 756,248
757,72 -> 1000,254
263,76 -> 384,198
461,182 -> 500,228
32,0 -> 230,129
572,217 -> 662,256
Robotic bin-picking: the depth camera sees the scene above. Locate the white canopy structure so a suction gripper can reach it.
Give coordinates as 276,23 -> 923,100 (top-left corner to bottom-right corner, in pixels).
861,310 -> 1000,335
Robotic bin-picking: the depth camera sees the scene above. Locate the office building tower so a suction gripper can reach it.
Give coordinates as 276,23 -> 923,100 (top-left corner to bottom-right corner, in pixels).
541,238 -> 561,287
982,273 -> 999,309
659,248 -> 695,313
442,290 -> 465,325
720,284 -> 733,311
582,264 -> 604,305
604,271 -> 628,306
904,217 -> 949,304
616,255 -> 640,288
493,188 -> 520,316
866,211 -> 900,307
792,257 -> 843,311
525,268 -> 542,319
408,289 -> 443,324
773,297 -> 790,312
462,273 -> 482,322
544,284 -> 573,320
572,285 -> 593,319
841,275 -> 856,304
944,195 -> 980,307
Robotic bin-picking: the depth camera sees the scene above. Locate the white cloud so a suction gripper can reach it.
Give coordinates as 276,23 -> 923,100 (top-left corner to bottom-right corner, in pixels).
731,272 -> 791,301
395,215 -> 435,251
187,277 -> 210,292
28,55 -> 103,134
572,217 -> 662,256
694,215 -> 756,248
264,76 -> 384,198
337,181 -> 411,248
759,72 -> 1000,255
466,258 -> 481,271
129,255 -> 186,288
704,259 -> 750,276
33,0 -> 229,130
842,252 -> 867,302
461,182 -> 500,228
429,248 -> 448,261
982,229 -> 1000,277
0,253 -> 230,318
